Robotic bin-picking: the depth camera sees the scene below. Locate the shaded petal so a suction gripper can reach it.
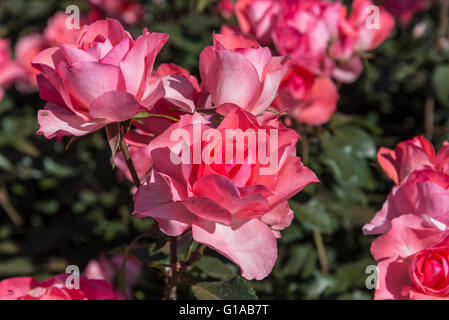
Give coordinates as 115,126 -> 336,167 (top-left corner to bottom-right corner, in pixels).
60,61 -> 120,108
193,174 -> 270,215
182,197 -> 232,225
89,90 -> 143,122
192,217 -> 277,280
37,103 -> 105,141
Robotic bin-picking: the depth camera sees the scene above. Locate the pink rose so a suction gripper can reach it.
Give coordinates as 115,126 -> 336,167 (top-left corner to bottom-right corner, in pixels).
133,107 -> 318,280
84,254 -> 143,297
33,18 -> 193,141
348,0 -> 395,52
273,65 -> 339,125
14,33 -> 48,88
0,274 -> 119,300
363,169 -> 449,235
371,215 -> 449,300
377,135 -> 449,184
381,0 -> 432,25
44,11 -> 87,47
235,0 -> 280,44
89,0 -> 144,25
199,33 -> 290,116
272,0 -> 341,76
0,39 -> 26,99
217,0 -> 235,20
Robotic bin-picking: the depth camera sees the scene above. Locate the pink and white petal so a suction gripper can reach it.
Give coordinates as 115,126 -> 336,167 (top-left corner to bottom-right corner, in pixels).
206,50 -> 261,109
370,214 -> 448,262
89,90 -> 144,122
0,277 -> 39,300
332,56 -> 364,84
37,103 -> 105,141
159,75 -> 195,113
239,47 -> 272,80
261,201 -> 293,231
140,79 -> 166,110
31,47 -> 62,71
250,56 -> 291,115
120,31 -> 168,97
362,199 -> 390,235
192,217 -> 278,280
133,171 -> 193,236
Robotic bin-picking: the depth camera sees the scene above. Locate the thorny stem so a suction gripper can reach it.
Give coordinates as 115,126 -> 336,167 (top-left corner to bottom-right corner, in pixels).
180,243 -> 205,272
164,237 -> 179,300
116,125 -> 205,299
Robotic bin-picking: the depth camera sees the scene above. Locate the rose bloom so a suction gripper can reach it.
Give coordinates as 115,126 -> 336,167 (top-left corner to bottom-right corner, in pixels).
217,0 -> 235,20
235,0 -> 281,44
14,33 -> 48,88
377,135 -> 449,184
381,0 -> 432,25
0,274 -> 120,300
271,0 -> 341,76
133,106 -> 319,280
273,65 -> 339,125
347,0 -> 395,53
363,169 -> 449,235
0,39 -> 26,100
199,33 -> 290,117
33,18 -> 194,141
371,214 -> 449,300
44,11 -> 87,47
84,254 -> 142,298
89,0 -> 144,25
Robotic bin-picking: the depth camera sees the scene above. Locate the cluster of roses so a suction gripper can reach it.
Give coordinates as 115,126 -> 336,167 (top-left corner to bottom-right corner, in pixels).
364,136 -> 449,300
215,0 -> 395,126
0,0 -> 143,100
1,12 -> 320,298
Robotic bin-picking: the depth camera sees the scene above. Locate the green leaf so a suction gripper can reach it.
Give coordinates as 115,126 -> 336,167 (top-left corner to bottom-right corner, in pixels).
195,256 -> 236,280
433,64 -> 449,107
334,127 -> 376,159
133,111 -> 179,122
0,153 -> 13,172
196,0 -> 217,12
290,199 -> 337,234
0,257 -> 34,276
192,277 -> 258,300
282,244 -> 316,277
320,128 -> 375,190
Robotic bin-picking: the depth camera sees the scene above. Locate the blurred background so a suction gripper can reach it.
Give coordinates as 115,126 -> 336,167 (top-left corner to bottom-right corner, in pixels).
0,0 -> 449,300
